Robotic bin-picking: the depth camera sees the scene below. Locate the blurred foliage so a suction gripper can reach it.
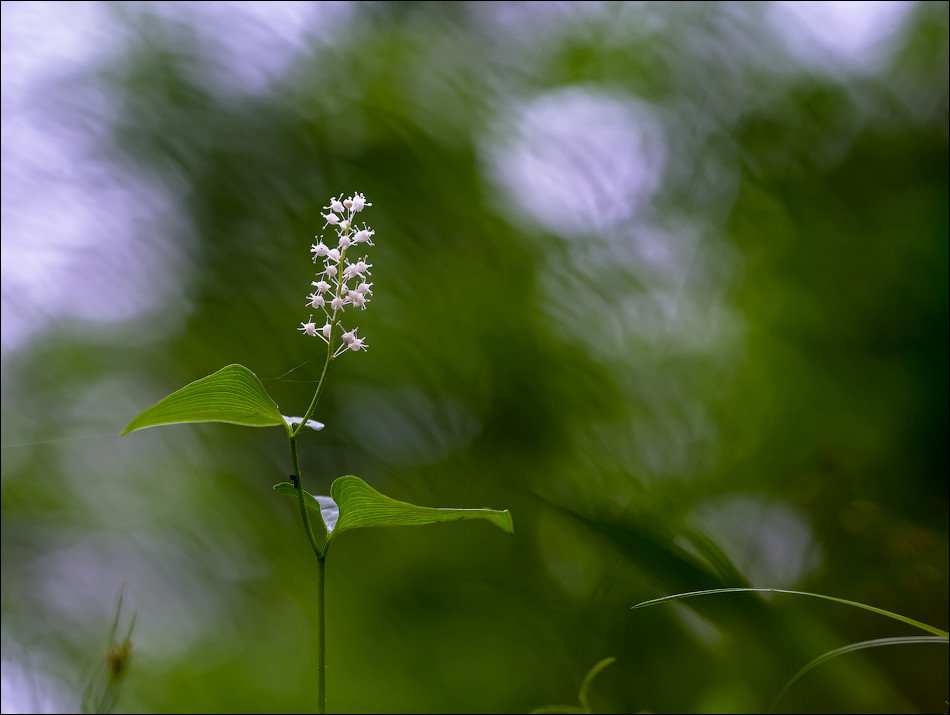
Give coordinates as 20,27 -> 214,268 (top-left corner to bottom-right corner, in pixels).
81,588 -> 136,715
1,2 -> 947,713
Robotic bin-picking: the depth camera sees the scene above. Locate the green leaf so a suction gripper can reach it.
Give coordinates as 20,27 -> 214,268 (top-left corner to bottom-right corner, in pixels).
330,475 -> 513,536
631,588 -> 949,639
770,636 -> 948,711
273,476 -> 512,554
121,364 -> 285,435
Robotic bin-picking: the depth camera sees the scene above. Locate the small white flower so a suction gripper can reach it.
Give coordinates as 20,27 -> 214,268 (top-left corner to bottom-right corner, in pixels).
356,281 -> 373,295
348,336 -> 368,351
339,220 -> 350,232
321,322 -> 332,340
326,248 -> 341,263
343,197 -> 353,209
341,329 -> 356,345
330,295 -> 346,311
322,212 -> 340,227
350,193 -> 371,212
342,262 -> 360,280
323,263 -> 338,278
311,280 -> 331,293
307,292 -> 326,309
325,197 -> 345,213
338,235 -> 352,250
353,228 -> 375,245
311,242 -> 329,258
298,315 -> 318,337
348,291 -> 368,309
343,259 -> 372,281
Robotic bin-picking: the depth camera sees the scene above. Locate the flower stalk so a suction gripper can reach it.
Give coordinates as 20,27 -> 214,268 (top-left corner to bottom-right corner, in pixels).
291,191 -> 376,712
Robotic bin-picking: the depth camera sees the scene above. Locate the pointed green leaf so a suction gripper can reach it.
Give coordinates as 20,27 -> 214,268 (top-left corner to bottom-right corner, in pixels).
121,364 -> 284,435
330,475 -> 513,536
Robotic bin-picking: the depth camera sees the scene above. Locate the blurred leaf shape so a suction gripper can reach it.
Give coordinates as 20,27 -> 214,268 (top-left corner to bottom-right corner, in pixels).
273,475 -> 513,540
121,364 -> 284,435
631,588 -> 949,638
532,656 -> 617,714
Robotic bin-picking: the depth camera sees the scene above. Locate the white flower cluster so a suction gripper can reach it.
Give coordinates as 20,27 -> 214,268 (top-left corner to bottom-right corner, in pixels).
299,192 -> 375,355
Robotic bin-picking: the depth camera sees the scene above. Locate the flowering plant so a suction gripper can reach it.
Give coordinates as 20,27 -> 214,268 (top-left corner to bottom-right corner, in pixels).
121,192 -> 512,712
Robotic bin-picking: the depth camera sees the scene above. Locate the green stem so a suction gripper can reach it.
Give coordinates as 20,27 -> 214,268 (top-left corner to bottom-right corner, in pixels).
316,555 -> 327,714
288,339 -> 337,711
292,346 -> 334,440
288,437 -> 329,712
289,436 -> 322,557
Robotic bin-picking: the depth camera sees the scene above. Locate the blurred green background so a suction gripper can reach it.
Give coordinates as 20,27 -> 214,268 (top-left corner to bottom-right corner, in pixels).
1,2 -> 947,713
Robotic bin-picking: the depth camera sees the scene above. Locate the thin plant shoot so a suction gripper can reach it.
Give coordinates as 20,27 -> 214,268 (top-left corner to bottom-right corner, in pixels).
122,192 -> 513,713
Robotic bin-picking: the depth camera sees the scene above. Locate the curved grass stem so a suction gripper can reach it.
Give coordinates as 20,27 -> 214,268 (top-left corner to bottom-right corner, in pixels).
769,636 -> 948,711
631,587 -> 949,638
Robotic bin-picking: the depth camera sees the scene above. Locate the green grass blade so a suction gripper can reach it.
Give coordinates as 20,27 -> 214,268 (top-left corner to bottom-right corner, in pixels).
329,475 -> 513,536
770,636 -> 948,711
121,364 -> 284,435
578,657 -> 616,713
631,588 -> 949,638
